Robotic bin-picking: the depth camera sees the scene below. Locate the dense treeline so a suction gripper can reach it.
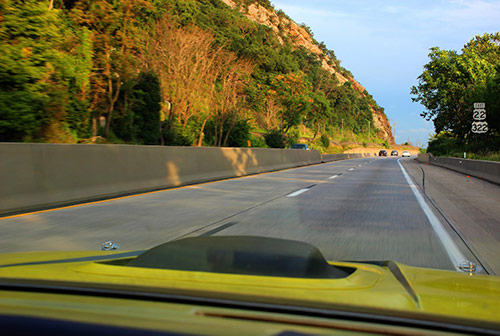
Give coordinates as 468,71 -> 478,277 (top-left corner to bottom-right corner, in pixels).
412,33 -> 500,156
0,0 -> 382,147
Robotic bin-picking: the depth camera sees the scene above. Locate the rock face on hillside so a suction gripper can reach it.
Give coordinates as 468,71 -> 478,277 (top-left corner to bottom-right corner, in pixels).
221,0 -> 394,143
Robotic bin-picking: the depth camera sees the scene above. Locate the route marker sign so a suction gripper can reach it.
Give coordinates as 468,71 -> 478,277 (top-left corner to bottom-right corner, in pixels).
472,121 -> 488,133
473,109 -> 486,121
472,102 -> 488,134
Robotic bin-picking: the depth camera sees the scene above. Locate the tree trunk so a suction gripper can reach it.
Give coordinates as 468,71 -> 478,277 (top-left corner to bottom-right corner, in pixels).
312,126 -> 319,140
222,115 -> 237,147
217,120 -> 225,147
104,77 -> 121,137
196,118 -> 208,147
92,115 -> 98,138
48,0 -> 54,10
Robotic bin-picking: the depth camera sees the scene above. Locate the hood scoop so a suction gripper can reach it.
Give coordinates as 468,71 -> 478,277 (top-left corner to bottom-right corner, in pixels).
127,236 -> 354,279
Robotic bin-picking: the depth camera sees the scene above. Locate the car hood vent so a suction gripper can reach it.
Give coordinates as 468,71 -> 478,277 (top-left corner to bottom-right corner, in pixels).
127,236 -> 354,279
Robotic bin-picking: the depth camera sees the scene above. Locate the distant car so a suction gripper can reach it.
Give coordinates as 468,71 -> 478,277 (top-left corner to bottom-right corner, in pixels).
391,150 -> 398,156
402,151 -> 411,157
291,144 -> 310,150
378,150 -> 387,156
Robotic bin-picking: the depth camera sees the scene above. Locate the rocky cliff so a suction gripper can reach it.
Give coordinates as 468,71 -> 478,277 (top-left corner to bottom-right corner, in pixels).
221,0 -> 394,143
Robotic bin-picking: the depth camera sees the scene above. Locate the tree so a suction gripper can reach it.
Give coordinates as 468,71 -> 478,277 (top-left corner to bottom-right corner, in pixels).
112,71 -> 162,144
269,71 -> 312,132
304,91 -> 331,139
212,52 -> 253,147
145,19 -> 253,146
0,0 -> 80,141
146,20 -> 219,144
69,0 -> 153,139
411,33 -> 499,147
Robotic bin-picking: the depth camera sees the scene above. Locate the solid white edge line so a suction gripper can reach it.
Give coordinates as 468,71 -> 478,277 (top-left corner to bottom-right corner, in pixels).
286,189 -> 310,197
397,159 -> 466,271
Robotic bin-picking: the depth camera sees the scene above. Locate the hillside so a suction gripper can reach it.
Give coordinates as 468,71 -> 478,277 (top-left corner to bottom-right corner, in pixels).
222,0 -> 393,143
0,0 -> 394,149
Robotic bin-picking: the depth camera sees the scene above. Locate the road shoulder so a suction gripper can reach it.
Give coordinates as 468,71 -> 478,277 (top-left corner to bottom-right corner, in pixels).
401,158 -> 500,275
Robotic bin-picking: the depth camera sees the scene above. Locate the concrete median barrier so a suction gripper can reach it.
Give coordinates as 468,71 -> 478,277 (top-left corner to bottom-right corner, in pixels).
429,155 -> 500,185
418,153 -> 499,185
321,153 -> 372,162
417,153 -> 430,164
0,143 -> 321,216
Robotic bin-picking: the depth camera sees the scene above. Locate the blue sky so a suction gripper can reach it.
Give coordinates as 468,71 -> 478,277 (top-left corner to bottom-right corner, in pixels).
271,0 -> 500,146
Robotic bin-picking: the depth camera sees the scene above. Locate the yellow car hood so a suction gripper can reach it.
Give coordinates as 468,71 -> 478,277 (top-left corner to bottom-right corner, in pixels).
0,247 -> 499,326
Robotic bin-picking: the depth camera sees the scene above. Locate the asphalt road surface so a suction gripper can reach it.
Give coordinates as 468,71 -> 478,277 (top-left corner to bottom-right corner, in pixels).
1,156 -> 498,274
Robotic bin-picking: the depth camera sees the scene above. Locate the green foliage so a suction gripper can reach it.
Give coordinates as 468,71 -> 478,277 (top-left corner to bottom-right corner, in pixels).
162,119 -> 196,146
237,0 -> 274,11
249,134 -> 268,148
112,72 -> 162,145
320,134 -> 330,149
412,33 -> 500,149
226,119 -> 251,147
466,152 -> 500,162
427,132 -> 463,156
0,0 -> 386,147
286,128 -> 300,147
264,129 -> 287,148
204,118 -> 251,147
0,0 -> 72,141
428,131 -> 500,160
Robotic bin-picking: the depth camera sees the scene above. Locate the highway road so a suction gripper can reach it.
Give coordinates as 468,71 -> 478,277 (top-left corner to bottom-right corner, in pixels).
1,156 -> 498,274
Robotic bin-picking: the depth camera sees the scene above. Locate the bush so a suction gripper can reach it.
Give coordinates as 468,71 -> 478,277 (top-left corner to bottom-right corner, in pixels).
320,134 -> 330,148
427,133 -> 462,156
264,129 -> 287,148
203,118 -> 251,147
249,134 -> 268,148
162,120 -> 196,146
286,128 -> 300,147
225,119 -> 251,147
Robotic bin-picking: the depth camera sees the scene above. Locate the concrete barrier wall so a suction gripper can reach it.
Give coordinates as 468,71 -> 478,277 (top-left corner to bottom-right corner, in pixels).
417,153 -> 430,164
321,153 -> 374,162
0,143 -> 321,215
429,155 -> 500,185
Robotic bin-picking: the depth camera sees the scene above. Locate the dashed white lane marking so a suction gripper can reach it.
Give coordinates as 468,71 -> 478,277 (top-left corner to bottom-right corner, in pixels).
328,175 -> 339,179
286,189 -> 310,197
397,159 -> 467,271
348,168 -> 355,171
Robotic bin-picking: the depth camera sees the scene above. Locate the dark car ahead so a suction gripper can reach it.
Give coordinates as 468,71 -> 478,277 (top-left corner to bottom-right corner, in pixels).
379,150 -> 387,156
391,150 -> 398,156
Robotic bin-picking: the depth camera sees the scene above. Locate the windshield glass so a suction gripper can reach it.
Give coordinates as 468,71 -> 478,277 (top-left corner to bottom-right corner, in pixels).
0,0 -> 499,330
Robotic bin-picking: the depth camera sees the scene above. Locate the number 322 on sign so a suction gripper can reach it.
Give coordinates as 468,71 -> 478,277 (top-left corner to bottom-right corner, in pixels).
472,121 -> 488,134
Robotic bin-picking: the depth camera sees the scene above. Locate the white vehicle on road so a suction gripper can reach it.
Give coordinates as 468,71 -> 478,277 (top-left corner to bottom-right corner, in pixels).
402,151 -> 411,157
